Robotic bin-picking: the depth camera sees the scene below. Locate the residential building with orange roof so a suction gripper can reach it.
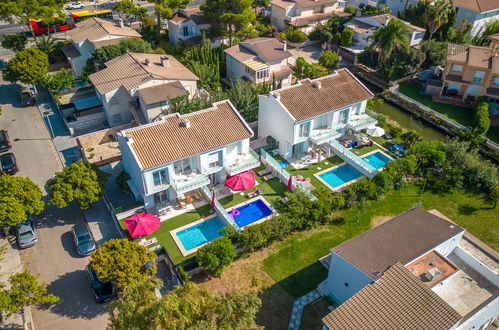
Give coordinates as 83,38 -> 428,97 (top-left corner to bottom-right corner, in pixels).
167,9 -> 210,46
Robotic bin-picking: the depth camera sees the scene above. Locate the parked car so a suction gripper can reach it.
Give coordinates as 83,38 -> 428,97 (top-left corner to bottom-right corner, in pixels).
86,265 -> 116,303
67,2 -> 84,9
0,130 -> 12,153
0,153 -> 18,175
71,224 -> 96,256
20,87 -> 36,107
15,218 -> 38,249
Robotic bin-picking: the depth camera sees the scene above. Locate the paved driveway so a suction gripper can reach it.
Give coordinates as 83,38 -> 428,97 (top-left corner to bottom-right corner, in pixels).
0,77 -> 110,330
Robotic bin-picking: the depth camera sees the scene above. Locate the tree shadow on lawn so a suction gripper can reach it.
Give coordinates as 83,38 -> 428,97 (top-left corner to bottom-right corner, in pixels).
256,282 -> 294,330
39,269 -> 108,320
458,205 -> 478,215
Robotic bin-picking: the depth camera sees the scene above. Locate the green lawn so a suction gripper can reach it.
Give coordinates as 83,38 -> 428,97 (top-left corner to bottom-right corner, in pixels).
121,173 -> 288,265
399,81 -> 499,143
261,181 -> 499,298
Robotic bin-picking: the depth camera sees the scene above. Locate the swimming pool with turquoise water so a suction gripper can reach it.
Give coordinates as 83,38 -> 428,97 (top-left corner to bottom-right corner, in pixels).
175,199 -> 274,252
318,151 -> 392,189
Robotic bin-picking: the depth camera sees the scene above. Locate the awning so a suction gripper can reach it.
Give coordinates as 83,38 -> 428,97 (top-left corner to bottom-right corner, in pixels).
243,59 -> 268,71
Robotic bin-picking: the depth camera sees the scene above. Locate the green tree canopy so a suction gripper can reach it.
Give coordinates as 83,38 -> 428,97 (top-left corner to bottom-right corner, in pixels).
1,34 -> 28,52
197,236 -> 236,277
90,239 -> 157,289
473,19 -> 499,46
367,18 -> 409,63
114,0 -> 148,24
292,57 -> 329,79
149,0 -> 191,34
0,271 -> 58,324
420,39 -> 447,68
340,27 -> 353,46
472,99 -> 491,136
2,48 -> 48,84
108,281 -> 261,330
225,80 -> 264,122
0,175 -> 44,227
48,160 -> 108,210
422,0 -> 453,40
319,50 -> 340,72
41,68 -> 74,93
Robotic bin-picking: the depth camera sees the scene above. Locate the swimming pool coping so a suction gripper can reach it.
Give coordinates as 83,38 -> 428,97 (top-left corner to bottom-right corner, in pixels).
313,149 -> 394,192
169,196 -> 277,257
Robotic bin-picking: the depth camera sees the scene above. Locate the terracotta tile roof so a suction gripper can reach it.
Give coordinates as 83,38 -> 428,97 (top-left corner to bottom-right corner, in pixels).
225,38 -> 292,63
169,8 -> 204,25
453,0 -> 499,13
68,18 -> 141,43
331,208 -> 464,280
293,0 -> 337,9
270,0 -> 295,9
121,100 -> 253,169
488,32 -> 499,42
137,81 -> 188,105
273,64 -> 293,78
89,53 -> 198,94
92,38 -> 126,49
446,43 -> 497,69
272,69 -> 373,122
350,15 -> 425,32
289,12 -> 352,27
322,263 -> 462,330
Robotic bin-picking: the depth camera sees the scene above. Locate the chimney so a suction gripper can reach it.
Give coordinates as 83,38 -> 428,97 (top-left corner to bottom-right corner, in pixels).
144,58 -> 151,66
119,18 -> 124,28
424,268 -> 441,282
283,41 -> 287,51
313,81 -> 322,89
180,119 -> 191,128
160,55 -> 170,67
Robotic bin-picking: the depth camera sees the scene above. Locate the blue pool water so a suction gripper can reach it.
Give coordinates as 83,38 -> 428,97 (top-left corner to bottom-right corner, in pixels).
176,199 -> 274,251
176,217 -> 226,251
230,199 -> 273,228
319,152 -> 391,188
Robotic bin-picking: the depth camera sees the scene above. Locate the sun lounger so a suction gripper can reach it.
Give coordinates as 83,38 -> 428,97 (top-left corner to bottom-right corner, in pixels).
148,244 -> 161,252
263,174 -> 275,181
258,168 -> 272,176
177,198 -> 187,209
185,194 -> 194,203
138,237 -> 158,247
193,191 -> 203,201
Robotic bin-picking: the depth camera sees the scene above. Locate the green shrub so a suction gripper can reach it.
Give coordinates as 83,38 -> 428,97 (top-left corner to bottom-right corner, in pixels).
177,266 -> 191,282
197,236 -> 236,277
387,126 -> 403,137
116,171 -> 131,192
472,99 -> 490,135
285,29 -> 308,43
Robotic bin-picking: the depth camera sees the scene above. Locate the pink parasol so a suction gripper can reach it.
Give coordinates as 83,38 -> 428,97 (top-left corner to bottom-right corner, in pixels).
211,190 -> 216,208
225,171 -> 256,191
124,213 -> 160,238
288,175 -> 294,191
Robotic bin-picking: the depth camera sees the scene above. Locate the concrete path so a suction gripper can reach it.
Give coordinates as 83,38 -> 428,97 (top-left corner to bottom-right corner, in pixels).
82,200 -> 124,246
288,290 -> 321,330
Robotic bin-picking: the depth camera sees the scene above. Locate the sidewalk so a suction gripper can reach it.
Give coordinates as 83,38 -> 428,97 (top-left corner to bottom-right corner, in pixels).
82,200 -> 124,246
0,238 -> 33,329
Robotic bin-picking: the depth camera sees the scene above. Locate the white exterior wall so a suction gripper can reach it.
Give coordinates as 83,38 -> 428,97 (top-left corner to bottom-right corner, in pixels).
457,296 -> 499,330
101,87 -> 134,127
271,5 -> 293,31
117,134 -> 145,200
325,252 -> 373,304
409,30 -> 425,46
71,40 -> 95,77
455,7 -> 499,38
167,20 -> 210,45
258,94 -> 295,157
226,54 -> 252,83
453,245 -> 499,287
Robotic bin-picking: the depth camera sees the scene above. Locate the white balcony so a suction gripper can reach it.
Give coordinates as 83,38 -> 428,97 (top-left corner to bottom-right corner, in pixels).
172,171 -> 210,195
347,111 -> 378,131
224,150 -> 261,176
310,127 -> 342,145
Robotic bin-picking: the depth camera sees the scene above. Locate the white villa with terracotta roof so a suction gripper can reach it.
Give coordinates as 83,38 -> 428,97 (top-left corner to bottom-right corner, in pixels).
258,69 -> 379,176
270,0 -> 349,33
117,100 -> 260,212
320,208 -> 499,330
225,38 -> 293,87
63,17 -> 142,77
167,9 -> 210,46
89,52 -> 199,127
344,14 -> 426,51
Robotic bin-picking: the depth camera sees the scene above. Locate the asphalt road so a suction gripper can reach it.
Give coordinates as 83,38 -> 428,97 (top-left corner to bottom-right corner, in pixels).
0,77 -> 109,330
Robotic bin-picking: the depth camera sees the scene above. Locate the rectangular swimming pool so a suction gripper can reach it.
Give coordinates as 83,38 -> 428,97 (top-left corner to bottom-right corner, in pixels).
175,198 -> 274,253
175,217 -> 226,251
229,199 -> 273,228
318,151 -> 392,189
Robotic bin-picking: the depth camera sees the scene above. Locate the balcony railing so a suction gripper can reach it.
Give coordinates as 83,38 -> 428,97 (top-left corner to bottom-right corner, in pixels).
224,150 -> 260,176
310,128 -> 342,145
173,172 -> 210,194
347,112 -> 378,131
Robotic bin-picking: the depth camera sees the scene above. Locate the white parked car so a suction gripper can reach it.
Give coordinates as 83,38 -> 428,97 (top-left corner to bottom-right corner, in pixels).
67,2 -> 84,9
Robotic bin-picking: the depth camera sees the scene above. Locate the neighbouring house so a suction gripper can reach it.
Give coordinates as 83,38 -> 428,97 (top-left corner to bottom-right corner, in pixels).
270,0 -> 349,33
89,52 -> 199,127
224,38 -> 293,87
117,100 -> 260,211
383,0 -> 498,37
439,43 -> 499,105
63,17 -> 142,77
321,208 -> 499,330
453,0 -> 499,38
167,8 -> 209,46
258,69 -> 377,173
344,14 -> 426,50
490,32 -> 499,48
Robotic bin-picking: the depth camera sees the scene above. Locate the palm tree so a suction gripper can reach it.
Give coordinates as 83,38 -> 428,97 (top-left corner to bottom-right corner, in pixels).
423,0 -> 454,40
367,18 -> 409,63
35,35 -> 57,54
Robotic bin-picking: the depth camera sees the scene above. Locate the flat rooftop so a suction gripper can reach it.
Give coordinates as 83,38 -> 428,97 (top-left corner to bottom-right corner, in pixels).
406,251 -> 458,288
439,252 -> 498,317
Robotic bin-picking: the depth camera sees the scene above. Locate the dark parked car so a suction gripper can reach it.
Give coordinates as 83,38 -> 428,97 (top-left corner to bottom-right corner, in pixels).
20,87 -> 36,107
0,153 -> 18,175
15,218 -> 38,249
86,265 -> 116,303
0,130 -> 11,152
71,224 -> 96,256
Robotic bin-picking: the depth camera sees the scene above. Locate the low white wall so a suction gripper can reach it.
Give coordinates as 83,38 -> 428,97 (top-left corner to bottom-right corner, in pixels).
67,112 -> 107,133
457,296 -> 499,330
453,246 -> 499,287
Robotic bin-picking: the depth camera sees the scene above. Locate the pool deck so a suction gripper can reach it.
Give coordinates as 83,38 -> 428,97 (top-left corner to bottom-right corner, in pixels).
169,196 -> 277,257
313,149 -> 394,192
